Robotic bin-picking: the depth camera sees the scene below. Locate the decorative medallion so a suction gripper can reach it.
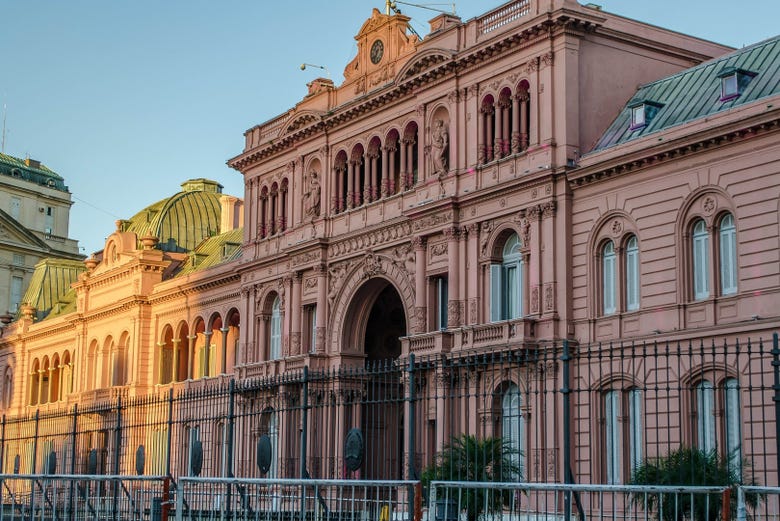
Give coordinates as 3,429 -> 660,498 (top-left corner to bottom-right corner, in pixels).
344,428 -> 364,472
702,196 -> 717,216
257,435 -> 273,475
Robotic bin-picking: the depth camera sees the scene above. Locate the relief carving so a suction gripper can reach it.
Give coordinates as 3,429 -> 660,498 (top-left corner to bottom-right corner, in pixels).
430,242 -> 448,258
531,286 -> 539,314
412,212 -> 452,232
431,119 -> 449,175
361,251 -> 385,279
544,284 -> 554,311
479,220 -> 493,257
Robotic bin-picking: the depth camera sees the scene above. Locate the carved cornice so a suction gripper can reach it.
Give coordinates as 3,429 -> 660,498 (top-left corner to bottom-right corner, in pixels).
229,12 -> 601,171
570,116 -> 780,188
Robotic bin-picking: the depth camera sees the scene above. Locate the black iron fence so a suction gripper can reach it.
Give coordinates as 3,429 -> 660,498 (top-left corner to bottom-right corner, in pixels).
1,334 -> 778,488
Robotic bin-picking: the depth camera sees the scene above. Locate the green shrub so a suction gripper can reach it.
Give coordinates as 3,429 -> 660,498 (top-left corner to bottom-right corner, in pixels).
421,434 -> 522,521
630,446 -> 762,521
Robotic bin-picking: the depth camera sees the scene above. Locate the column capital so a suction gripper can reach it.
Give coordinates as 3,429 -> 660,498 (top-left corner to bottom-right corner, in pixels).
411,236 -> 427,250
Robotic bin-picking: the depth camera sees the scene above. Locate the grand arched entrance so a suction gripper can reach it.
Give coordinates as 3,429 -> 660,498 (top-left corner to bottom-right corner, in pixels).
342,277 -> 407,480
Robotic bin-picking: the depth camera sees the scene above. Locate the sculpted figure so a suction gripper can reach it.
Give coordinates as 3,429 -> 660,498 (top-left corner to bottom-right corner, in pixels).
431,119 -> 449,175
303,171 -> 321,219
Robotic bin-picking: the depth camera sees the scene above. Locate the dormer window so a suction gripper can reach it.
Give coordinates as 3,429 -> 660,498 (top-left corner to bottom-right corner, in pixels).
628,100 -> 663,130
718,67 -> 755,102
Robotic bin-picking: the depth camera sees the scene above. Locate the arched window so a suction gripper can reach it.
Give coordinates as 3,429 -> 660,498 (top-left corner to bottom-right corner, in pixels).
719,213 -> 737,295
490,233 -> 524,321
270,297 -> 282,360
693,377 -> 741,476
692,219 -> 710,300
501,384 -> 524,478
602,241 -> 616,315
603,387 -> 643,484
625,236 -> 640,311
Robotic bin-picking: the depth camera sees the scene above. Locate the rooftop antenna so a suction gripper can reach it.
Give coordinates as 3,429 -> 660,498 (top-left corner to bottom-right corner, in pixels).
1,103 -> 7,154
388,1 -> 456,16
300,63 -> 331,79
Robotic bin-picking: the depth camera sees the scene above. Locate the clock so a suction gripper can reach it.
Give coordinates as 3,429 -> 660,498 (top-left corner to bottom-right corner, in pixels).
370,39 -> 384,65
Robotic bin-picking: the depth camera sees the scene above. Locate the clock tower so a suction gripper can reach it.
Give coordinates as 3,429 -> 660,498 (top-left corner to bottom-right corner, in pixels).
343,7 -> 419,96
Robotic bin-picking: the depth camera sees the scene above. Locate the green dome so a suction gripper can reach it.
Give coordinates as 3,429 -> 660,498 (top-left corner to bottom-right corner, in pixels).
124,179 -> 224,253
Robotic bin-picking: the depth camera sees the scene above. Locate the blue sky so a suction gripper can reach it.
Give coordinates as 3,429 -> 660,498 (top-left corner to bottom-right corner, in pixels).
1,0 -> 777,255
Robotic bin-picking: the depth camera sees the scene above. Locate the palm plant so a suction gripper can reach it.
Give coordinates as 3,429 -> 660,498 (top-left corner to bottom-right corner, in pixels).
630,446 -> 762,521
421,434 -> 522,521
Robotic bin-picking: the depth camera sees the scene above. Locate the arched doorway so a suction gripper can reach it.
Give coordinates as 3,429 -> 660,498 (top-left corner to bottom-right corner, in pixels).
342,278 -> 407,480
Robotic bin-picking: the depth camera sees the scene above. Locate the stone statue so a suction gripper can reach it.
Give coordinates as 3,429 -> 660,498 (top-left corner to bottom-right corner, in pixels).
303,171 -> 321,220
431,119 -> 449,175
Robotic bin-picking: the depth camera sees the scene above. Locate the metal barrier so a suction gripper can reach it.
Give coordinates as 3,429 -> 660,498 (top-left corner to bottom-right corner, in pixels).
738,486 -> 780,521
0,473 -> 169,521
176,477 -> 419,521
426,481 -> 772,521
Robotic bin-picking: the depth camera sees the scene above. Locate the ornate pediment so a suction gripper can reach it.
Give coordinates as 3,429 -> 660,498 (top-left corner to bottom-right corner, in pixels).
281,111 -> 323,135
395,49 -> 454,82
343,8 -> 418,86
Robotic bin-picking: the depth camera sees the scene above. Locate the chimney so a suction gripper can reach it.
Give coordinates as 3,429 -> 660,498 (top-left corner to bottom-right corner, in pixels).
24,158 -> 41,169
220,195 -> 244,233
428,13 -> 461,34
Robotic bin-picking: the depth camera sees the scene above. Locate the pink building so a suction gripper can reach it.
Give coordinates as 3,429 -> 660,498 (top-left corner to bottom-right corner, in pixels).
0,0 -> 777,493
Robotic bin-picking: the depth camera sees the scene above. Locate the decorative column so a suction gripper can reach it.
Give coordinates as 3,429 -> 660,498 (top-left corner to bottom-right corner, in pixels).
156,343 -> 166,384
331,165 -> 340,213
518,90 -> 530,151
172,339 -> 181,382
412,236 -> 427,333
203,331 -> 213,377
380,146 -> 389,198
346,160 -> 355,210
220,327 -> 229,374
527,205 -> 542,316
399,140 -> 408,191
280,276 -> 291,357
485,105 -> 494,162
445,227 -> 461,328
291,272 -> 303,356
187,335 -> 197,379
511,93 -> 521,154
494,99 -> 504,159
278,183 -> 288,233
259,193 -> 268,239
540,201 -> 556,317
477,100 -> 486,165
315,264 -> 327,354
466,224 -> 479,324
367,149 -> 378,202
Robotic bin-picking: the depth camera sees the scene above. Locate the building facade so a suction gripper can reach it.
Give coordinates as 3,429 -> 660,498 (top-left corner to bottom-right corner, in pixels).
0,0 -> 777,491
0,153 -> 82,317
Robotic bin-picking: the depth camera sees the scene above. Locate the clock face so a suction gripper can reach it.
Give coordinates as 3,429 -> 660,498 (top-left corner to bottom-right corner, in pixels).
370,39 -> 384,65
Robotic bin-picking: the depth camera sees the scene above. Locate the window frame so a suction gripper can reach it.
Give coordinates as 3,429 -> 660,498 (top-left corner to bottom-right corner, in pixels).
692,219 -> 710,300
602,241 -> 616,315
490,232 -> 524,322
269,297 -> 282,360
625,236 -> 640,311
718,213 -> 737,295
602,386 -> 643,484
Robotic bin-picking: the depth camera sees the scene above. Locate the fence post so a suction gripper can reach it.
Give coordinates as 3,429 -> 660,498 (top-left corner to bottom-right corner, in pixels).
561,341 -> 572,521
68,404 -> 78,519
0,413 -> 5,473
226,379 -> 236,518
772,332 -> 780,482
112,396 -> 123,518
29,409 -> 40,521
165,388 -> 174,476
407,353 -> 416,479
300,365 -> 309,480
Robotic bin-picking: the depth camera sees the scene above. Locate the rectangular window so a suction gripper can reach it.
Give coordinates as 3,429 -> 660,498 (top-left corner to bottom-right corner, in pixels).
304,305 -> 317,354
693,232 -> 709,300
436,277 -> 448,330
9,197 -> 20,220
10,276 -> 23,313
626,247 -> 639,311
603,254 -> 616,315
696,381 -> 716,453
45,207 -> 54,235
490,264 -> 502,322
629,389 -> 643,477
12,254 -> 23,266
604,390 -> 621,484
505,264 -> 519,319
720,225 -> 737,295
724,379 -> 741,477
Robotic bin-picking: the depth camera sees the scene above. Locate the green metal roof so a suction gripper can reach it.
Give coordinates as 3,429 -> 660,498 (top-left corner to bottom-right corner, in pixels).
0,153 -> 68,192
174,227 -> 243,276
20,258 -> 85,321
591,35 -> 780,152
123,179 -> 225,253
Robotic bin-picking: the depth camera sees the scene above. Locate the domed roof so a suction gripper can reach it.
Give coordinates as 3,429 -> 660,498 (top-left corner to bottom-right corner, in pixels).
124,178 -> 224,253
